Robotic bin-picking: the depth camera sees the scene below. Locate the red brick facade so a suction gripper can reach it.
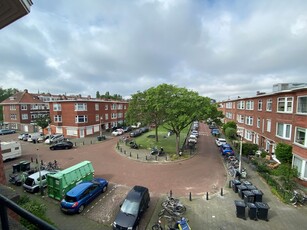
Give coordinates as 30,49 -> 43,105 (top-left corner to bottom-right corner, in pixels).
219,86 -> 307,181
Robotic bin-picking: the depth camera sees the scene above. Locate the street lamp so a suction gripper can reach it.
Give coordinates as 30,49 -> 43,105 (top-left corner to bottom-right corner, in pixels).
36,148 -> 44,196
100,116 -> 103,136
239,131 -> 243,173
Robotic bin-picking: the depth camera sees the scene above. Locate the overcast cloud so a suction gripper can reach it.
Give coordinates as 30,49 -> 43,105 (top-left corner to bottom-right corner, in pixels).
1,0 -> 307,101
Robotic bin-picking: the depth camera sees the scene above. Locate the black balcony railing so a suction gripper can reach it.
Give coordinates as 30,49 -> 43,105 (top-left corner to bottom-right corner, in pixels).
0,194 -> 57,230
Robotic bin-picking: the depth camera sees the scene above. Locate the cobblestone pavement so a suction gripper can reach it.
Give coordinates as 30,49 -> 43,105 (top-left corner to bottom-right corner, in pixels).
2,125 -> 307,230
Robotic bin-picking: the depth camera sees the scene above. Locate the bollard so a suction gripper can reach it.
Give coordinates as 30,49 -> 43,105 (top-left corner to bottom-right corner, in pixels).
41,160 -> 44,165
146,155 -> 147,160
189,192 -> 192,201
35,158 -> 38,164
165,155 -> 167,161
206,192 -> 209,200
130,152 -> 132,157
83,141 -> 84,145
137,154 -> 139,159
120,147 -> 122,152
170,190 -> 173,198
221,188 -> 223,196
74,142 -> 77,147
124,150 -> 126,155
90,140 -> 92,144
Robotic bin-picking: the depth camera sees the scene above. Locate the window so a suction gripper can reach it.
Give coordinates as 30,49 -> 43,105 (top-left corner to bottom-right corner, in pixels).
297,96 -> 307,114
105,114 -> 108,120
75,115 -> 88,123
245,116 -> 253,126
54,115 -> 62,122
105,105 -> 108,110
111,104 -> 117,110
95,103 -> 99,111
118,104 -> 123,109
95,114 -> 99,122
257,118 -> 260,128
266,119 -> 271,132
226,102 -> 232,109
21,114 -> 28,120
118,113 -> 123,118
277,97 -> 293,113
111,113 -> 117,119
295,127 -> 307,147
293,156 -> 302,177
246,101 -> 254,110
276,123 -> 291,139
237,101 -> 245,109
266,99 -> 272,111
10,114 -> 17,120
21,104 -> 27,110
53,103 -> 62,111
237,114 -> 244,123
258,100 -> 263,111
226,112 -> 232,119
244,130 -> 253,141
10,105 -> 16,110
74,103 -> 87,111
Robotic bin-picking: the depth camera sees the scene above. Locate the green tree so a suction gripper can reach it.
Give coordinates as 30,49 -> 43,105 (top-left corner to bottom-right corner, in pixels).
35,114 -> 50,131
225,127 -> 237,139
275,143 -> 293,164
222,121 -> 237,133
96,91 -> 100,99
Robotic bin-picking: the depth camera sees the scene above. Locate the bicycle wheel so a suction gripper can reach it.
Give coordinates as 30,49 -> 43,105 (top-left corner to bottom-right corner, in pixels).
152,224 -> 163,230
175,204 -> 186,213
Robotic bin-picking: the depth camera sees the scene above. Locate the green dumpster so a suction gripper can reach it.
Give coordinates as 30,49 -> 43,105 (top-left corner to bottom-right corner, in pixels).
47,161 -> 94,200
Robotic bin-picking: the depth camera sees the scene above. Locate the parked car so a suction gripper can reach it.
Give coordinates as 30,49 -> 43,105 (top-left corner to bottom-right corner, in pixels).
122,126 -> 132,133
18,133 -> 29,140
188,135 -> 197,144
112,128 -> 124,136
191,130 -> 199,137
215,138 -> 227,147
139,127 -> 149,133
113,185 -> 150,230
60,178 -> 108,214
220,143 -> 235,156
23,170 -> 54,193
45,134 -> 64,144
0,129 -> 16,135
130,129 -> 142,137
211,128 -> 220,136
49,141 -> 73,150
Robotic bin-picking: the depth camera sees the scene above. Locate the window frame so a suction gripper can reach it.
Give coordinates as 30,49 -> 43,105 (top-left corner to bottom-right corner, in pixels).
276,122 -> 292,140
297,96 -> 307,114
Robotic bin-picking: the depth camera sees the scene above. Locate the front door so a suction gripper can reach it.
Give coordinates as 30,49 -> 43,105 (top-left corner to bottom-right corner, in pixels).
80,129 -> 84,138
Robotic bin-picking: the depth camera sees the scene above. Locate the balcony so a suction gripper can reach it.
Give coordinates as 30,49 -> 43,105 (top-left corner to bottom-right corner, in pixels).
0,0 -> 33,29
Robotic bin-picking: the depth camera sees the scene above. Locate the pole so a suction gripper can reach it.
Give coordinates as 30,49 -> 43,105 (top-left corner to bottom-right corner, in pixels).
239,135 -> 243,173
100,116 -> 103,137
36,148 -> 43,196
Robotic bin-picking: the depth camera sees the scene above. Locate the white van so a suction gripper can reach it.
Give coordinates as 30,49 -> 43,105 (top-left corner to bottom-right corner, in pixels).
44,134 -> 64,144
1,141 -> 22,161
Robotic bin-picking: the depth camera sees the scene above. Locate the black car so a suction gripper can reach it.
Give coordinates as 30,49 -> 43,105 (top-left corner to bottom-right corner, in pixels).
130,130 -> 141,137
113,185 -> 150,230
49,141 -> 73,150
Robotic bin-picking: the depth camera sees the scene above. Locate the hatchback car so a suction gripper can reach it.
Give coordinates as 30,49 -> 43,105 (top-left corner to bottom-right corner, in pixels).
49,141 -> 73,150
220,143 -> 235,156
215,138 -> 227,147
60,178 -> 108,214
0,129 -> 16,135
113,185 -> 150,230
112,128 -> 124,136
18,133 -> 29,140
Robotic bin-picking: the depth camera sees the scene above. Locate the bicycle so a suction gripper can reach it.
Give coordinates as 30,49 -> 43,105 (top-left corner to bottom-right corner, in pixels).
290,190 -> 307,206
161,196 -> 186,215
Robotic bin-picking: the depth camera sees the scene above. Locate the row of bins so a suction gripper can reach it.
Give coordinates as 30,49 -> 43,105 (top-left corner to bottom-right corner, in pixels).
12,161 -> 31,173
231,179 -> 269,221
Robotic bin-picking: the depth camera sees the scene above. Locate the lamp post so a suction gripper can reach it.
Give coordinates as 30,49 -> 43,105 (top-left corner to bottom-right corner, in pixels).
100,116 -> 103,137
239,132 -> 243,173
36,148 -> 44,196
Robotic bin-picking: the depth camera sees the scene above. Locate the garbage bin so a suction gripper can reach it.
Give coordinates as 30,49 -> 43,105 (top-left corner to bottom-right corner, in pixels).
237,185 -> 248,199
243,190 -> 255,204
255,202 -> 270,221
252,190 -> 263,202
234,200 -> 246,219
246,185 -> 257,191
247,202 -> 258,220
20,161 -> 30,172
12,163 -> 21,173
101,135 -> 106,140
97,136 -> 102,141
232,180 -> 241,193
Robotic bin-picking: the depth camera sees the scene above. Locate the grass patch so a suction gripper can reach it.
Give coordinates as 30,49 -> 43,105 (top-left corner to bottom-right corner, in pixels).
134,126 -> 190,154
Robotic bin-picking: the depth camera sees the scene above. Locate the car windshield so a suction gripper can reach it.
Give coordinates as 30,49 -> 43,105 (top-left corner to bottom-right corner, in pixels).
120,199 -> 139,216
24,177 -> 34,186
64,195 -> 77,203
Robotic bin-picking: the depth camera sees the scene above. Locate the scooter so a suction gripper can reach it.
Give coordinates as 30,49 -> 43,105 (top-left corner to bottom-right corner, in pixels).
158,147 -> 165,156
150,147 -> 158,155
173,217 -> 191,230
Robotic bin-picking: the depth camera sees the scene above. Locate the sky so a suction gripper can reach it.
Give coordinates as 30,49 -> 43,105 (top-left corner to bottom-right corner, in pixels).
1,0 -> 307,101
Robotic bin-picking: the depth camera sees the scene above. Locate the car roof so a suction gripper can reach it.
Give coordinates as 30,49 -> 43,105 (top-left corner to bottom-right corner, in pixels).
125,185 -> 148,202
218,138 -> 226,141
222,143 -> 231,147
67,181 -> 93,197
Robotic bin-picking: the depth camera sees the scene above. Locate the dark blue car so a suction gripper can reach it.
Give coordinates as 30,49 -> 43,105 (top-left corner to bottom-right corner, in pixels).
60,178 -> 108,214
220,144 -> 235,156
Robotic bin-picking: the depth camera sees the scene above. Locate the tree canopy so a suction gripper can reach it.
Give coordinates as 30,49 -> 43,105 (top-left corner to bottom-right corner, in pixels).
126,84 -> 221,153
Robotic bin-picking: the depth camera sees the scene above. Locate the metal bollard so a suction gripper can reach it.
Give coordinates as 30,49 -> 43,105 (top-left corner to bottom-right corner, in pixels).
146,155 -> 147,160
155,156 -> 157,161
137,154 -> 138,159
83,141 -> 84,145
120,147 -> 122,152
206,192 -> 209,200
221,188 -> 223,196
130,152 -> 132,157
170,190 -> 173,198
189,192 -> 192,201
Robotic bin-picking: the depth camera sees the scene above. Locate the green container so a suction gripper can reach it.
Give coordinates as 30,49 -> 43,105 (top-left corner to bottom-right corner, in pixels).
47,161 -> 94,200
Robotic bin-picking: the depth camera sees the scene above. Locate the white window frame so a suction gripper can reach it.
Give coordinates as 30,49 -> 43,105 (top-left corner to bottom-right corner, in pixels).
75,115 -> 88,123
266,99 -> 272,111
257,118 -> 260,128
10,114 -> 17,120
10,105 -> 16,110
297,96 -> 307,114
95,114 -> 99,122
266,119 -> 271,132
246,101 -> 254,110
294,127 -> 307,147
258,100 -> 262,111
245,116 -> 253,126
53,103 -> 62,111
21,104 -> 27,110
105,105 -> 108,110
276,123 -> 291,140
244,130 -> 253,141
277,97 -> 293,113
105,114 -> 108,120
54,115 -> 62,122
21,114 -> 28,120
74,103 -> 87,111
237,101 -> 245,110
95,103 -> 99,111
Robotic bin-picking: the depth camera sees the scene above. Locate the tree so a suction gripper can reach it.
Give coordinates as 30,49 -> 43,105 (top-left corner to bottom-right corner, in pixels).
225,127 -> 237,139
222,121 -> 237,133
275,143 -> 293,164
35,114 -> 50,131
96,91 -> 100,99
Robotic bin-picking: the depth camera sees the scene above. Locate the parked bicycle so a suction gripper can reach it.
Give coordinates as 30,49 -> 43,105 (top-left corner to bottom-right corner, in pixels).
152,217 -> 191,230
290,190 -> 307,206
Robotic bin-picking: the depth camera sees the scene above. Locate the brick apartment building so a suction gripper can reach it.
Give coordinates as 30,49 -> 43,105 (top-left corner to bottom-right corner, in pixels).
218,83 -> 307,181
0,89 -> 129,138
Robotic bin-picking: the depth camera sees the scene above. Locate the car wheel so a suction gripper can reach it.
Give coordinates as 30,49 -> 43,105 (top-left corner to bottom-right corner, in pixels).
102,185 -> 108,193
78,205 -> 84,214
50,147 -> 54,150
65,146 -> 69,150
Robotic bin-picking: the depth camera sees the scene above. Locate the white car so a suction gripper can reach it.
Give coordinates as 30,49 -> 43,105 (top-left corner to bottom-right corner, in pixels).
188,135 -> 198,144
112,128 -> 124,136
215,138 -> 227,146
191,130 -> 199,137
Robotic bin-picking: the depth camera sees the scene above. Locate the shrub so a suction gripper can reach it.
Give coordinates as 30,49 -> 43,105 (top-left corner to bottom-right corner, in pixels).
275,143 -> 292,164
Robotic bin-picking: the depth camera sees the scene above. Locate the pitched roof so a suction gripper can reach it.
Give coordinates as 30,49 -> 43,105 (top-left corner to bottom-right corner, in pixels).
0,89 -> 44,105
